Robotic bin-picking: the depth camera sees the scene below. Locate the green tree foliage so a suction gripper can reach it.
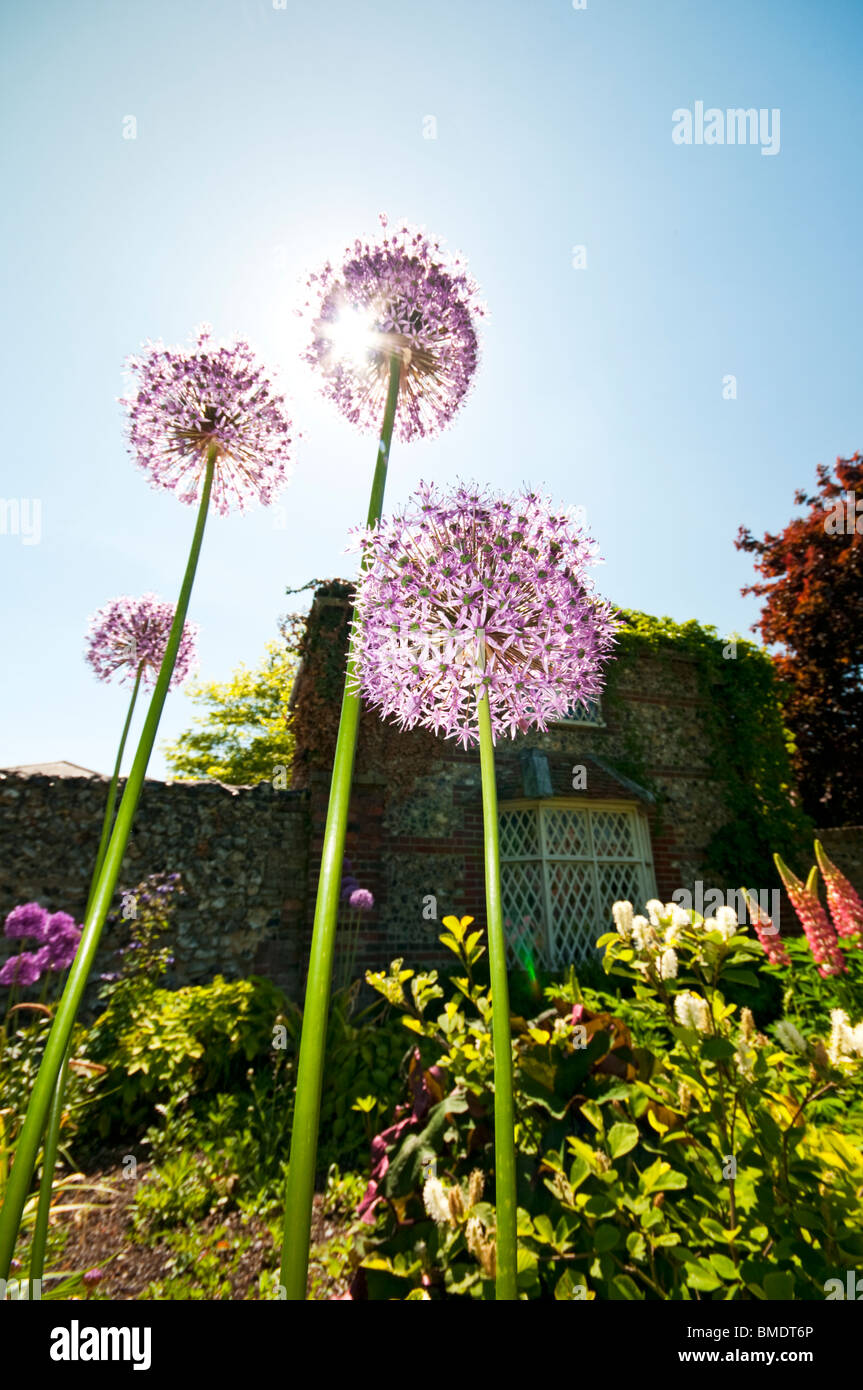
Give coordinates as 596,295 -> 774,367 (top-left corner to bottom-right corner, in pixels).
162,639 -> 296,785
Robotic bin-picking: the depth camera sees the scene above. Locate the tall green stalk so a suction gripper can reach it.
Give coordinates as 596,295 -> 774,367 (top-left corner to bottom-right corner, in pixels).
28,667 -> 145,1283
86,665 -> 144,905
475,633 -> 518,1299
279,353 -> 401,1300
0,450 -> 216,1280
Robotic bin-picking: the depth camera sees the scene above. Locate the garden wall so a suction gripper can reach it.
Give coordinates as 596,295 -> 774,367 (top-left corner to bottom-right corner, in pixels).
0,769 -> 309,1006
819,826 -> 863,897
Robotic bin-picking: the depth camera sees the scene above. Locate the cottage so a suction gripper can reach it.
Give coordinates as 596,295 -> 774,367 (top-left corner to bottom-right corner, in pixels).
288,582 -> 808,984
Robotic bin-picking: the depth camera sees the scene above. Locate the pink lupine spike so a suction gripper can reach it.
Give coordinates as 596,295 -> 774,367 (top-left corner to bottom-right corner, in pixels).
741,887 -> 791,966
815,839 -> 863,940
774,853 -> 847,978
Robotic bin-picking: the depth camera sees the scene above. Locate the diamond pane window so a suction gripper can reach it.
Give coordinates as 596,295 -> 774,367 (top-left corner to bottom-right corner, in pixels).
556,697 -> 605,727
499,801 -> 656,969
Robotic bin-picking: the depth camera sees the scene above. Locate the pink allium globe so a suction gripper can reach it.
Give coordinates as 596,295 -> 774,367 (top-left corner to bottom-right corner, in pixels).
301,216 -> 485,442
121,325 -> 294,516
349,482 -> 619,748
4,902 -> 48,942
85,593 -> 199,689
0,951 -> 43,988
40,913 -> 83,971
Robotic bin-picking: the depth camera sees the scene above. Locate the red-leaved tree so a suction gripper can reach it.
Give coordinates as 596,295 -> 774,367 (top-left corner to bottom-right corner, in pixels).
736,452 -> 863,826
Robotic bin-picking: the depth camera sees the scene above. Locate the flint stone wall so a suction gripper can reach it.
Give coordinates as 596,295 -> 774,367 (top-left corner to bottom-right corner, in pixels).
0,770 -> 308,1008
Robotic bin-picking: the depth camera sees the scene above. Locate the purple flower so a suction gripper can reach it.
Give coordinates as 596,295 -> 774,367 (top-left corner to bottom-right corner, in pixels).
85,593 -> 199,689
0,951 -> 44,987
349,482 -> 619,747
301,215 -> 485,442
121,325 -> 295,516
349,888 -> 374,913
339,856 -> 361,902
4,902 -> 48,942
41,913 -> 82,971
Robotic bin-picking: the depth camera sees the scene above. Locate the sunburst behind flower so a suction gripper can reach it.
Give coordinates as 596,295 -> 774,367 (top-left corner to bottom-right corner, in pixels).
301,216 -> 486,441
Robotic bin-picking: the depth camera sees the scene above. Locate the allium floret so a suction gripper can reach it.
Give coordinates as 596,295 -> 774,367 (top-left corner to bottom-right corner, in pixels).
85,593 -> 199,689
301,216 -> 485,441
350,482 -> 619,747
122,325 -> 294,515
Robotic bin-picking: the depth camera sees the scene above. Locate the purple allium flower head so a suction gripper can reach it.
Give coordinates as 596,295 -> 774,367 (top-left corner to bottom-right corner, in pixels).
4,902 -> 48,942
85,593 -> 199,689
41,913 -> 82,971
0,951 -> 44,987
121,325 -> 294,516
301,216 -> 485,442
349,482 -> 620,748
349,888 -> 374,913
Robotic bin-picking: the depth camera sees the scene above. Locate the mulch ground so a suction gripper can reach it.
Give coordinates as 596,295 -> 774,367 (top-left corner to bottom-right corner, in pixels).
50,1146 -> 353,1300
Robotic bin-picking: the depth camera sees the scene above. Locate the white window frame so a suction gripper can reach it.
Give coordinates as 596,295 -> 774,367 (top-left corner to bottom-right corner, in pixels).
555,696 -> 606,728
498,798 -> 657,969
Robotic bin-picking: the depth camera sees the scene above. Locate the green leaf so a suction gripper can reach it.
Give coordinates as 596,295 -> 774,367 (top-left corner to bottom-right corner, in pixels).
532,1214 -> 556,1245
581,1100 -> 604,1133
555,1269 -> 588,1301
607,1122 -> 639,1159
722,970 -> 760,988
708,1253 -> 740,1281
763,1271 -> 795,1300
568,1156 -> 592,1191
701,1037 -> 736,1062
610,1274 -> 643,1300
594,1223 -> 620,1252
686,1259 -> 723,1292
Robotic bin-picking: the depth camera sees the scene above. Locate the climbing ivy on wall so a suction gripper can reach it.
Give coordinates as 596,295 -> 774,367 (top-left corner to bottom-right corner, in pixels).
606,609 -> 813,889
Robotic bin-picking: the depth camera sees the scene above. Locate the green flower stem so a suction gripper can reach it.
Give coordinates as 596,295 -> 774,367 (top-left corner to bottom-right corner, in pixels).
29,665 -> 145,1283
475,638 -> 518,1300
279,352 -> 401,1300
87,664 -> 145,902
27,1048 -> 69,1284
0,450 -> 216,1280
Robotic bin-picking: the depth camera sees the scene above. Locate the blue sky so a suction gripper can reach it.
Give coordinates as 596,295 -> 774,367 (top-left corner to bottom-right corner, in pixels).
1,0 -> 861,777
